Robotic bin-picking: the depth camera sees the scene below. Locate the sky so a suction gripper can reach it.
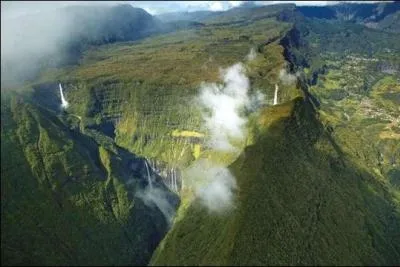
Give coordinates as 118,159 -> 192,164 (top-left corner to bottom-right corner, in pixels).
1,1 -> 384,18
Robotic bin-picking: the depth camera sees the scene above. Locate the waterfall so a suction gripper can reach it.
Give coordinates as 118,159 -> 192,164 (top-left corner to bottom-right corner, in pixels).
59,83 -> 69,109
273,84 -> 279,106
145,160 -> 153,189
174,170 -> 177,192
171,168 -> 175,192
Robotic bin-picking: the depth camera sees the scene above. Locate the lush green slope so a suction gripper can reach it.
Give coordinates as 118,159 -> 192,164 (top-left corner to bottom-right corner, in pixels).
1,92 -> 178,265
1,5 -> 292,265
30,5 -> 293,168
1,3 -> 399,266
297,2 -> 400,24
284,12 -> 400,191
151,4 -> 400,265
151,96 -> 400,266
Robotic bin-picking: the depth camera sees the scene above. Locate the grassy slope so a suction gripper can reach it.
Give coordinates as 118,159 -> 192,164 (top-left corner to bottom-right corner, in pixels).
151,96 -> 400,266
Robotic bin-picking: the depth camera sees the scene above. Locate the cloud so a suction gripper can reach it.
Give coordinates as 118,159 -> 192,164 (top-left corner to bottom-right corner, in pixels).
246,90 -> 265,113
187,52 -> 265,214
209,2 -> 224,11
185,160 -> 237,213
279,69 -> 298,86
136,185 -> 176,225
1,4 -> 76,86
229,1 -> 244,8
198,63 -> 250,152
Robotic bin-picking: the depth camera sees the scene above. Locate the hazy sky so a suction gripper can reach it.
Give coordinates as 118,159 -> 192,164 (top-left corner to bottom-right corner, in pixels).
2,1 -> 384,18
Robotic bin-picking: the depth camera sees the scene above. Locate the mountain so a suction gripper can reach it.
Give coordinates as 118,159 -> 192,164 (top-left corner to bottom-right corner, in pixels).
1,2 -> 400,266
1,4 -> 164,88
156,10 -> 219,23
151,3 -> 400,265
1,89 -> 179,265
151,96 -> 400,266
297,2 -> 400,23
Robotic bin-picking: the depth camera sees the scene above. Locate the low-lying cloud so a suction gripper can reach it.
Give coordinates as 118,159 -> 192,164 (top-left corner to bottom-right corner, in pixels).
279,68 -> 298,86
188,50 -> 263,214
185,160 -> 237,213
198,63 -> 251,152
136,186 -> 176,226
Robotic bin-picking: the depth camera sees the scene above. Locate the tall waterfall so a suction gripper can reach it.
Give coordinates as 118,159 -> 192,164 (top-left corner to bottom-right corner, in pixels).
173,169 -> 177,192
273,84 -> 279,106
59,83 -> 69,109
145,161 -> 153,189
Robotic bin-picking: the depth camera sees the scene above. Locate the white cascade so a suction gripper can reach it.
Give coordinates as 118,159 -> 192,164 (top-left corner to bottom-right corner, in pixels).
174,169 -> 177,192
171,168 -> 175,192
145,161 -> 153,189
59,83 -> 69,109
273,84 -> 279,106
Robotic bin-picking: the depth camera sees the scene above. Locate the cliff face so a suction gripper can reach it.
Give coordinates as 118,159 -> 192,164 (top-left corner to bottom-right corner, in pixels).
1,92 -> 179,265
2,3 -> 399,266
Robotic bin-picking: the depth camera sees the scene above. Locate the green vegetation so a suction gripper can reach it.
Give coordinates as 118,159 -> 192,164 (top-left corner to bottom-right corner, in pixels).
151,97 -> 400,266
1,93 -> 175,265
2,5 -> 292,265
30,6 -> 292,167
151,5 -> 400,265
2,2 -> 400,266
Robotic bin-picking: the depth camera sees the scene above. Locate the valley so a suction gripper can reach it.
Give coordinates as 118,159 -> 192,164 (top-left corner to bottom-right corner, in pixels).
1,2 -> 399,266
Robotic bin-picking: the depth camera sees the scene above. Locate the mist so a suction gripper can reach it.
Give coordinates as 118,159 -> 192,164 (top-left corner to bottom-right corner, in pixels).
279,68 -> 298,85
188,51 -> 262,214
185,160 -> 237,213
1,4 -> 74,87
1,1 -> 159,88
198,63 -> 251,152
136,186 -> 176,225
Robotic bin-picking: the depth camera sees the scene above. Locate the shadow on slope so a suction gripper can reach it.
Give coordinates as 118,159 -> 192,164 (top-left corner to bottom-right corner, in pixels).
151,97 -> 400,266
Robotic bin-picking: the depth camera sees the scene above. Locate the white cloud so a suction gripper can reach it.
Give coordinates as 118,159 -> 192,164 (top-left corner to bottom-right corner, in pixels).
209,1 -> 224,11
198,63 -> 250,152
142,6 -> 157,15
279,69 -> 298,86
136,186 -> 176,225
185,160 -> 237,214
229,1 -> 244,7
187,53 -> 266,214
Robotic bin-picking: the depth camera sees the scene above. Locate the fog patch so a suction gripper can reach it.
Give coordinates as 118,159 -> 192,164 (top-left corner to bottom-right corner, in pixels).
188,61 -> 262,214
185,160 -> 237,214
136,186 -> 176,226
279,69 -> 298,86
246,90 -> 265,112
198,63 -> 250,152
